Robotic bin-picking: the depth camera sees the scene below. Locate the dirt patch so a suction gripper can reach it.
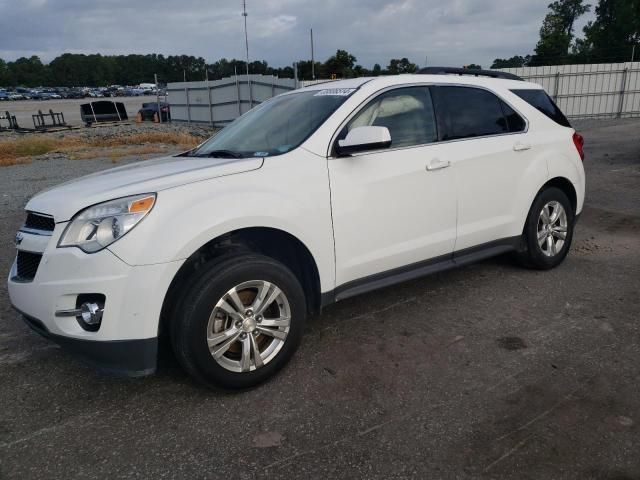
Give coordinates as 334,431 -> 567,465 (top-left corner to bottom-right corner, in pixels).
0,128 -> 210,166
572,237 -> 614,255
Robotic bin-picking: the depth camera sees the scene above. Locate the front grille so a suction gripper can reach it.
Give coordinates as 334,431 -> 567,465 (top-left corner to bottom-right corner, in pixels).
16,251 -> 43,281
24,212 -> 55,232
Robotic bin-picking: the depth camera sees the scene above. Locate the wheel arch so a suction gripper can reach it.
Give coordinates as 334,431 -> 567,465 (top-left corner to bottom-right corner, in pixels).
519,176 -> 578,239
539,177 -> 577,215
159,227 -> 323,337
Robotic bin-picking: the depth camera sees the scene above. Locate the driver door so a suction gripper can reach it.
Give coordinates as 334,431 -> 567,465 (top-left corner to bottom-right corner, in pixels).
328,86 -> 457,290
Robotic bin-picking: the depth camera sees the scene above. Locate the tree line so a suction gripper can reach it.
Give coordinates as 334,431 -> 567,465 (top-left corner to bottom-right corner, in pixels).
491,0 -> 639,68
3,0 -> 635,87
0,50 -> 417,88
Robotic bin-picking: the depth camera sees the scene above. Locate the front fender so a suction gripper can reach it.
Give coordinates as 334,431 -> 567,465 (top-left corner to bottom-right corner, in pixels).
108,151 -> 336,292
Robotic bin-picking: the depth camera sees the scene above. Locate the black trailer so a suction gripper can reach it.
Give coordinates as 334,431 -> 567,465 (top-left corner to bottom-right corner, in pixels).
80,101 -> 128,125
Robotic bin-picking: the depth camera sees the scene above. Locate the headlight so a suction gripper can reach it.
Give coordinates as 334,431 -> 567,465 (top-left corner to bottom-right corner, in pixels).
58,193 -> 156,253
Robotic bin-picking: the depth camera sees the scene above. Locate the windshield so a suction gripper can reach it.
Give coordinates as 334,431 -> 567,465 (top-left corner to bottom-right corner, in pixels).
190,89 -> 355,158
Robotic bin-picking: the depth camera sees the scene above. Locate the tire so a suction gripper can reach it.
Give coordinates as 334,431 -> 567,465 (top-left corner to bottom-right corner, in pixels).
170,254 -> 306,390
517,187 -> 575,270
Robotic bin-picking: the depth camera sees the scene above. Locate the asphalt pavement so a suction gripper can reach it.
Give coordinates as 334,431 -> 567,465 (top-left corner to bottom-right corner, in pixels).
0,118 -> 638,479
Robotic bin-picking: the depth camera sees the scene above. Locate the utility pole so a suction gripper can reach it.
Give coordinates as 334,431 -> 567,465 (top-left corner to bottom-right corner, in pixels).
632,44 -> 636,63
242,0 -> 252,107
311,28 -> 315,80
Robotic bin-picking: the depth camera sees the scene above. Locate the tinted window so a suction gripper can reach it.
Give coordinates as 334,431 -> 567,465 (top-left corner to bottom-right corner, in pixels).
510,89 -> 571,127
431,86 -> 509,140
500,101 -> 526,132
343,87 -> 437,149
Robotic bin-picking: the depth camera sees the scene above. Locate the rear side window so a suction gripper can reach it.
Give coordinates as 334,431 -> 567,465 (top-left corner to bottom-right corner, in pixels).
510,89 -> 571,127
431,86 -> 509,140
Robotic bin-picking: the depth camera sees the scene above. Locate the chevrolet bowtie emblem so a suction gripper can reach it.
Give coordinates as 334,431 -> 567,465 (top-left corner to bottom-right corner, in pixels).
15,232 -> 24,246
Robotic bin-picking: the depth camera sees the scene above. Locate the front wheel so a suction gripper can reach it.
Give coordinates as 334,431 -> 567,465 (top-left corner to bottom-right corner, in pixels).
517,187 -> 575,269
171,254 -> 306,389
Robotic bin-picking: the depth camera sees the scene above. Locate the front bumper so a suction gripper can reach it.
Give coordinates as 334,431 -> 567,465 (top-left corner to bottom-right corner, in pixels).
19,312 -> 157,376
7,222 -> 183,376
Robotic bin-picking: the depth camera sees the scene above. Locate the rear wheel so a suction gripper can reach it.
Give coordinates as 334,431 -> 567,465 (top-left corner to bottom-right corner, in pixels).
171,254 -> 306,389
517,187 -> 574,269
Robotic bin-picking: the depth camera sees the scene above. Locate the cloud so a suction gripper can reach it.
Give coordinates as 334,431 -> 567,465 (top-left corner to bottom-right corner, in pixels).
0,0 -> 596,69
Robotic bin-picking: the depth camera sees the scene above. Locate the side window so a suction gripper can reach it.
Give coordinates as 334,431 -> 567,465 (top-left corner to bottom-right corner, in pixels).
343,87 -> 437,149
500,101 -> 526,133
510,89 -> 571,127
431,86 -> 509,141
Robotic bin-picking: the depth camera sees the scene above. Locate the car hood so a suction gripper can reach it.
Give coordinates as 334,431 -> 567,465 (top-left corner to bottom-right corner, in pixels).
26,155 -> 264,222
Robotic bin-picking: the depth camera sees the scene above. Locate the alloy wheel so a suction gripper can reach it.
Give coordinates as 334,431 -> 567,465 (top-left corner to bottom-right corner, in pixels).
537,201 -> 568,257
206,280 -> 291,373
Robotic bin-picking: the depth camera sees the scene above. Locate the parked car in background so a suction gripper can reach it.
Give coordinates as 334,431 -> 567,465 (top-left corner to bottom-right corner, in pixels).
66,89 -> 86,99
8,92 -> 24,100
26,90 -> 44,100
7,70 -> 585,390
0,90 -> 8,101
138,101 -> 170,122
15,87 -> 33,99
127,88 -> 145,96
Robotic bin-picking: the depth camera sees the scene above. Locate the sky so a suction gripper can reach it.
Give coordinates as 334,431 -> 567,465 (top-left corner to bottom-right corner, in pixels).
0,0 -> 596,69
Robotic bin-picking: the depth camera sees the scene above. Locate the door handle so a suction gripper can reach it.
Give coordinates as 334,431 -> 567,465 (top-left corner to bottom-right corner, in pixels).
426,158 -> 450,171
513,142 -> 532,151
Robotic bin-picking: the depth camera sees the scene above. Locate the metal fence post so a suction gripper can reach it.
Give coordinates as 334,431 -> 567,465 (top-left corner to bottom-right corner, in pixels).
206,71 -> 213,127
154,74 -> 161,124
184,83 -> 191,125
235,69 -> 242,116
553,71 -> 561,102
616,68 -> 628,118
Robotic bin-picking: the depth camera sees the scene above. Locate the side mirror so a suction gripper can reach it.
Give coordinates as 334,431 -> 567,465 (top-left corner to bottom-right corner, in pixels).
336,126 -> 391,156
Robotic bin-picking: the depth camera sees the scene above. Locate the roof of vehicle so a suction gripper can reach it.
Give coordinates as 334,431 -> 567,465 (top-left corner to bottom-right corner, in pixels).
295,74 -> 542,94
418,66 -> 522,80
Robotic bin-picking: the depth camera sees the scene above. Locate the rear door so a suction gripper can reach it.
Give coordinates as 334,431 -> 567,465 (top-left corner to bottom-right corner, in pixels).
430,85 -> 533,251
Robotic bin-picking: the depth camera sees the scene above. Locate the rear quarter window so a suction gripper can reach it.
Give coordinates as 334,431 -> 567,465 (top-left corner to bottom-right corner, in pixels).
510,89 -> 571,128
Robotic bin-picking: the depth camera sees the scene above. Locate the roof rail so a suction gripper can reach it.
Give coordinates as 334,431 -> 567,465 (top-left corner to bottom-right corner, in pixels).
417,67 -> 523,81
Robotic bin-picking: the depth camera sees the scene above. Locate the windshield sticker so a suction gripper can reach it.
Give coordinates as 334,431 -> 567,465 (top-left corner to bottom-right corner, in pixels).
254,151 -> 270,157
314,88 -> 356,97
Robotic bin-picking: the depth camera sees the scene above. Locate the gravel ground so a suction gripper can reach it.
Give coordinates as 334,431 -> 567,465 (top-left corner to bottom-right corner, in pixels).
0,120 -> 214,143
0,96 -> 162,128
0,119 -> 639,479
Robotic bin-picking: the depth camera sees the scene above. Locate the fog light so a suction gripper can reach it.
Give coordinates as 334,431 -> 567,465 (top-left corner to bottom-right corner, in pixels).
80,302 -> 103,325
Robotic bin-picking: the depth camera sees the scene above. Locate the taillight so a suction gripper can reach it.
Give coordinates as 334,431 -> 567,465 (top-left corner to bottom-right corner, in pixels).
573,132 -> 585,161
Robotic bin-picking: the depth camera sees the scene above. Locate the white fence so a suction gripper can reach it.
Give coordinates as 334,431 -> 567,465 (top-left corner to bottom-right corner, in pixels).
499,62 -> 640,119
169,62 -> 640,124
167,74 -> 297,126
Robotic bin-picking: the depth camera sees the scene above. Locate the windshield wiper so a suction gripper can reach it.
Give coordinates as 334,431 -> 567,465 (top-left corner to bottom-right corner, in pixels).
198,149 -> 244,159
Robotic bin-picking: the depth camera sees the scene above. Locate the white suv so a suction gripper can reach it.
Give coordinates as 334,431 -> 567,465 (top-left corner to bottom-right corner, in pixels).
8,70 -> 585,389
